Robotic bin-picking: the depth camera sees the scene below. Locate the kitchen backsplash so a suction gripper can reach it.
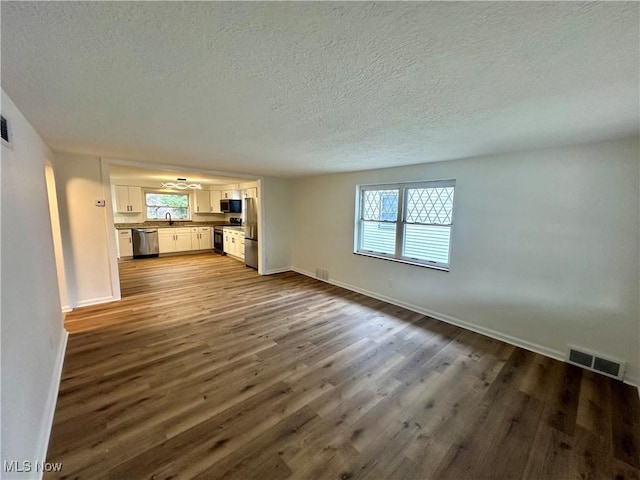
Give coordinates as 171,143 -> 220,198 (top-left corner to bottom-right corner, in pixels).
113,212 -> 233,224
113,213 -> 144,224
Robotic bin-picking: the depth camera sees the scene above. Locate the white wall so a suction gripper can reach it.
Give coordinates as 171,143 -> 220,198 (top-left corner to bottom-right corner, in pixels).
292,137 -> 640,384
1,90 -> 67,478
261,177 -> 294,274
52,153 -> 117,307
45,162 -> 70,312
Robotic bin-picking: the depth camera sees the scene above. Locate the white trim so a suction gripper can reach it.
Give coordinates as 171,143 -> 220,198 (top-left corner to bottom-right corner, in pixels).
100,158 -> 122,303
291,267 -> 638,387
61,305 -> 72,313
34,329 -> 68,478
257,179 -> 264,275
75,295 -> 119,308
355,181 -> 455,270
625,374 -> 639,391
354,251 -> 450,272
263,267 -> 292,275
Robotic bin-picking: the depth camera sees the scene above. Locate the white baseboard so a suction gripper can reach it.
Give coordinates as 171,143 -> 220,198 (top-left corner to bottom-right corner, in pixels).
292,267 -> 638,387
74,295 -> 119,308
34,329 -> 68,478
263,266 -> 292,275
61,305 -> 72,313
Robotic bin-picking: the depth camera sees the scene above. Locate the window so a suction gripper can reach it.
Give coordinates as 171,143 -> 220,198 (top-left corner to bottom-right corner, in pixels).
145,192 -> 190,220
355,180 -> 455,270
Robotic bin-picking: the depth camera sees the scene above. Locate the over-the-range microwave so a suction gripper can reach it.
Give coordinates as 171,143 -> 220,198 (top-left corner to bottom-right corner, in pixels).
220,199 -> 242,213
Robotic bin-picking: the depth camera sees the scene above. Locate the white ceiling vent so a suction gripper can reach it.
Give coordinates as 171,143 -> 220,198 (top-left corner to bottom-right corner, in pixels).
566,346 -> 625,380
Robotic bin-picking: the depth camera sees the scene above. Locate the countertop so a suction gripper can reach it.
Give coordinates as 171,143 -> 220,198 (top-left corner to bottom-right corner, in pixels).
115,221 -> 230,230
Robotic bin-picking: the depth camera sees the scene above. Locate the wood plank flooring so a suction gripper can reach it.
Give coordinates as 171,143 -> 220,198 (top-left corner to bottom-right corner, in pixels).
46,253 -> 640,479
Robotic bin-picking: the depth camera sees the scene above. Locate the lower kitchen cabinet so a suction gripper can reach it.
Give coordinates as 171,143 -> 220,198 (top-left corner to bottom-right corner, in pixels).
175,232 -> 192,252
223,228 -> 245,259
191,227 -> 212,250
239,234 -> 245,260
159,228 -> 192,254
223,230 -> 232,256
117,229 -> 133,258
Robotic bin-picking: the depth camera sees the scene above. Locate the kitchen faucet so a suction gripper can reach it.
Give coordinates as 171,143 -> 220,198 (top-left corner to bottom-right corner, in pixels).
165,212 -> 174,225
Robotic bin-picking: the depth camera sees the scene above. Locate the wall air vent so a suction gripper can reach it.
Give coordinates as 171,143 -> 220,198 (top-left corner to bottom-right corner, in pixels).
566,346 -> 625,380
315,268 -> 329,281
1,115 -> 11,147
593,357 -> 622,378
568,349 -> 593,368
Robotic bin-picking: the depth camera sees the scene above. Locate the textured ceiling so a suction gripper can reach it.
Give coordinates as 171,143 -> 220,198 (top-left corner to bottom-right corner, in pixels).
1,2 -> 638,177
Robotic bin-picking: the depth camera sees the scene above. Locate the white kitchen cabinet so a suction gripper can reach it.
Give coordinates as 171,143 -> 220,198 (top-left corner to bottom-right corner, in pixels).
223,229 -> 233,256
158,233 -> 174,254
223,228 -> 244,259
243,187 -> 258,199
114,185 -> 142,213
209,190 -> 223,213
117,229 -> 133,258
159,228 -> 192,253
193,190 -> 212,214
191,227 -> 212,250
175,231 -> 193,251
200,227 -> 212,249
221,189 -> 240,200
232,231 -> 240,257
194,190 -> 224,214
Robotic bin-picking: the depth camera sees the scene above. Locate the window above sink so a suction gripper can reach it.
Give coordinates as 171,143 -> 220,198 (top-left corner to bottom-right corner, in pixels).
145,192 -> 190,220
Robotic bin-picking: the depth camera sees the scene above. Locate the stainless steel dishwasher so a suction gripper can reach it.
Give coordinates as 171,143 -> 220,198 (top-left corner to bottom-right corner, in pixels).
132,228 -> 159,258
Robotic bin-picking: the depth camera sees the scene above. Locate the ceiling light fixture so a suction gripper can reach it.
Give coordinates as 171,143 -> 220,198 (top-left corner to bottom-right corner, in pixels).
161,178 -> 202,190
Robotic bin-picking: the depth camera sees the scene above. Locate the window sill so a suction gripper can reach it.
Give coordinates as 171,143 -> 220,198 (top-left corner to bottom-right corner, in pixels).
354,251 -> 450,272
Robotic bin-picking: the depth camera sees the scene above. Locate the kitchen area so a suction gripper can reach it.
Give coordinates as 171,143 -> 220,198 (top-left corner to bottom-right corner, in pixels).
111,165 -> 259,269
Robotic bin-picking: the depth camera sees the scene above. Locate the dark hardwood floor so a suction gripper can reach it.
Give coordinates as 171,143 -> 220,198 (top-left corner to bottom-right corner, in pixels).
46,253 -> 640,479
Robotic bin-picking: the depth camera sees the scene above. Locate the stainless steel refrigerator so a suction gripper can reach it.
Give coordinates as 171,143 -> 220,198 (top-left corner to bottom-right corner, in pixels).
244,197 -> 258,269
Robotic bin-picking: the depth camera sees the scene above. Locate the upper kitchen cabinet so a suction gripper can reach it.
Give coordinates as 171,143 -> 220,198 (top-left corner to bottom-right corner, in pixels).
193,190 -> 211,214
194,189 -> 224,214
114,185 -> 142,213
209,190 -> 223,213
243,187 -> 258,199
221,188 -> 240,200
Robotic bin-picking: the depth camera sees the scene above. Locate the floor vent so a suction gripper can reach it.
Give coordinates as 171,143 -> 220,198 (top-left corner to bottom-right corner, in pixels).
566,346 -> 625,380
315,268 -> 329,281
